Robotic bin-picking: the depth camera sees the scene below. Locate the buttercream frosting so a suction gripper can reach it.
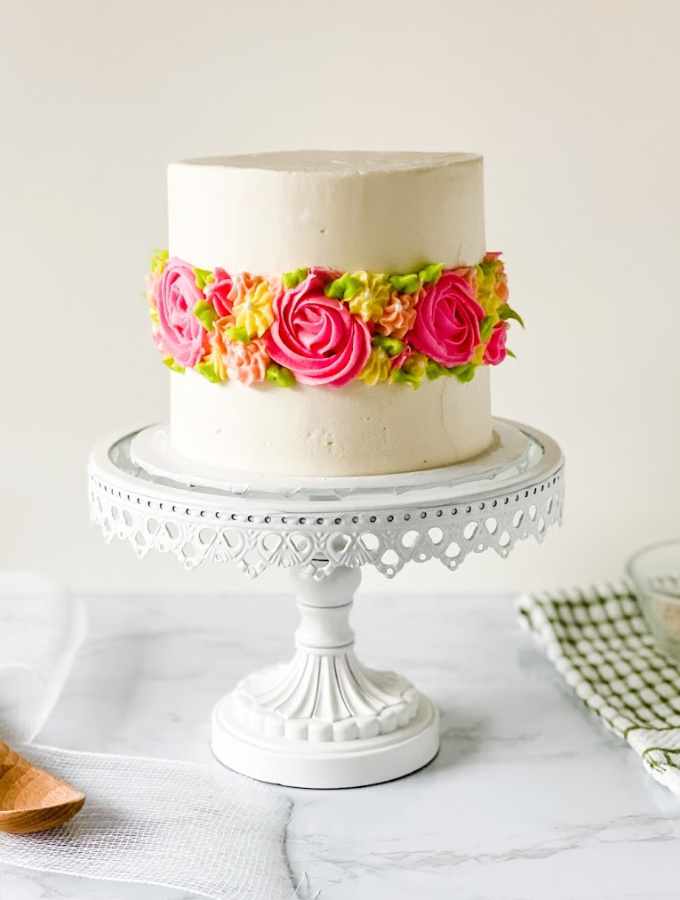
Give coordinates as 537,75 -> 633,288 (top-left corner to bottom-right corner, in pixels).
170,368 -> 492,477
168,151 -> 485,273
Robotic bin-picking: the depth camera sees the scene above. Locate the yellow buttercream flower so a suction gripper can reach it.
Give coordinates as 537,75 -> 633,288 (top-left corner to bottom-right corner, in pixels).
402,351 -> 427,379
231,278 -> 275,338
359,347 -> 391,386
475,265 -> 499,317
475,254 -> 508,318
471,343 -> 485,366
347,272 -> 391,323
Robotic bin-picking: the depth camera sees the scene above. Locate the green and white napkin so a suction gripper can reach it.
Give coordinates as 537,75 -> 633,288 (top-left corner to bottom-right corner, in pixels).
518,584 -> 680,795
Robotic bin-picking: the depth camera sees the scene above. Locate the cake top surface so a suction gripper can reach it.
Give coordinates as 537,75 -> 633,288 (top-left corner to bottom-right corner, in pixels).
174,150 -> 481,176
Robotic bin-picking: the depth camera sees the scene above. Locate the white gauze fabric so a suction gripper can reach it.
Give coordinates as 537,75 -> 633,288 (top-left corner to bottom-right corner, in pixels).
0,572 -> 295,900
0,571 -> 86,743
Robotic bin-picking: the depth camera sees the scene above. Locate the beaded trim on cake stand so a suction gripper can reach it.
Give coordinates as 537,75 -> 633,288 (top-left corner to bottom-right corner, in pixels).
88,420 -> 564,788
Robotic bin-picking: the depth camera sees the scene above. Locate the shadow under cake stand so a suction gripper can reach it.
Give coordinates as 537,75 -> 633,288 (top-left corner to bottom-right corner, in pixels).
88,419 -> 564,788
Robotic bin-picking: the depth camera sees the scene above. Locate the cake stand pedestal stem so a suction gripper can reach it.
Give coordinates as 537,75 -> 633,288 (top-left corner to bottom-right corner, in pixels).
293,565 -> 359,653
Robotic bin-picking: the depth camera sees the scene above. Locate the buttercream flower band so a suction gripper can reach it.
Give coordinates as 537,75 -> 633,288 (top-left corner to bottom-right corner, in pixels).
146,252 -> 522,389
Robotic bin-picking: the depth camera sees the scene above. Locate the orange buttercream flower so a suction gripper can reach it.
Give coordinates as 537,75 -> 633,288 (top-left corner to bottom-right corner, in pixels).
212,318 -> 270,385
228,272 -> 261,306
375,288 -> 421,340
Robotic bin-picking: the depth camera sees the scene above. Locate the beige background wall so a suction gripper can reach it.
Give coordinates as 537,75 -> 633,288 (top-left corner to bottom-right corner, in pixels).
1,0 -> 679,597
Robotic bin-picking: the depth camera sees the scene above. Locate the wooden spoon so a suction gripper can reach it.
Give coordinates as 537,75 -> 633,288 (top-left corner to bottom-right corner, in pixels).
0,740 -> 85,833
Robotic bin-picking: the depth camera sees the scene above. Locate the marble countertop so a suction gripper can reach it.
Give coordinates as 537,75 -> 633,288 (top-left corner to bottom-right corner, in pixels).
3,589 -> 680,899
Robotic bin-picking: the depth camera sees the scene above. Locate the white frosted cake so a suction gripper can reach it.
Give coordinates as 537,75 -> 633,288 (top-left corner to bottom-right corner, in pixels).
145,151 -> 521,477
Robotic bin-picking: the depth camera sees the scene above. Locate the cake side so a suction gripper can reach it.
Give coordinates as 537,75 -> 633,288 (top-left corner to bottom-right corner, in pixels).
170,367 -> 492,477
168,150 -> 485,273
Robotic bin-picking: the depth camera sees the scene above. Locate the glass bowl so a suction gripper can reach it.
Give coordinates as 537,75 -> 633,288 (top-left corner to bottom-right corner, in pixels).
627,540 -> 680,660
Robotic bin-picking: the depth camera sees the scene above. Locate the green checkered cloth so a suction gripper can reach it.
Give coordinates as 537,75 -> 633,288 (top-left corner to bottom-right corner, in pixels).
518,583 -> 680,794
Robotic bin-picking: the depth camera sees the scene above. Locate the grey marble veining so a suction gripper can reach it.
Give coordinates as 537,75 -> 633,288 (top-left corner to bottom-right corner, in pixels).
2,589 -> 679,899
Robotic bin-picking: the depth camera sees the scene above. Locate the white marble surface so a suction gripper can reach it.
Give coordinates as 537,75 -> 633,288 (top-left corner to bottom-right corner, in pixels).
3,588 -> 680,899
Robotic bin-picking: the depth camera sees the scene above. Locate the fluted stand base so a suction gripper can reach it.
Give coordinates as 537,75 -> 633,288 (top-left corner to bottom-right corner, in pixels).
211,566 -> 439,788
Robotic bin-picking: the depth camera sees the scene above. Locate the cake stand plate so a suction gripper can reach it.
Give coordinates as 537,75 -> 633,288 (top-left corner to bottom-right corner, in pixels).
128,419 -> 532,497
89,419 -> 564,788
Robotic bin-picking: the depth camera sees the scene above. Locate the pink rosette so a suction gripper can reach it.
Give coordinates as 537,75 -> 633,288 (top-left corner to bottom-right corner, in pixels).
483,321 -> 509,365
308,266 -> 342,283
156,257 -> 208,368
268,267 -> 340,298
204,267 -> 233,317
266,272 -> 371,386
408,271 -> 484,367
389,342 -> 413,371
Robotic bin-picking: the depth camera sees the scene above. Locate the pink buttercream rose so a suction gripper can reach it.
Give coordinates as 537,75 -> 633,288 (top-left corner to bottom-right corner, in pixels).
408,271 -> 484,367
483,321 -> 508,365
204,267 -> 233,317
266,272 -> 371,386
267,267 -> 339,298
156,257 -> 209,368
389,342 -> 413,372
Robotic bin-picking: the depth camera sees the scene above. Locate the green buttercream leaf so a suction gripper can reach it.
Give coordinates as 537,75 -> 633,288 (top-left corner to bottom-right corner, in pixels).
388,273 -> 420,294
426,361 -> 450,381
419,263 -> 444,284
194,266 -> 212,291
506,349 -> 517,359
195,361 -> 222,383
325,273 -> 362,300
479,258 -> 500,277
226,326 -> 251,343
392,368 -> 422,388
480,316 -> 495,342
193,299 -> 219,330
162,356 -> 185,374
499,304 -> 525,328
450,363 -> 477,384
372,335 -> 404,357
265,363 -> 296,387
150,249 -> 169,275
282,268 -> 308,289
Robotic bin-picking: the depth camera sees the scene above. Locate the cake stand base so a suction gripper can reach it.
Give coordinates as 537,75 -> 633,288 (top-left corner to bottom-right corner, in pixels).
212,694 -> 439,789
210,566 -> 440,788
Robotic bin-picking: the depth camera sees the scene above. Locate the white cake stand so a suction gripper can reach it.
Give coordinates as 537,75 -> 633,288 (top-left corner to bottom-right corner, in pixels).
88,419 -> 564,788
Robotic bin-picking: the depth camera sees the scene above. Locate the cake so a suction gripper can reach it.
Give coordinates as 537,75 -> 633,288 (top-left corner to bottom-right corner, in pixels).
145,151 -> 522,477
